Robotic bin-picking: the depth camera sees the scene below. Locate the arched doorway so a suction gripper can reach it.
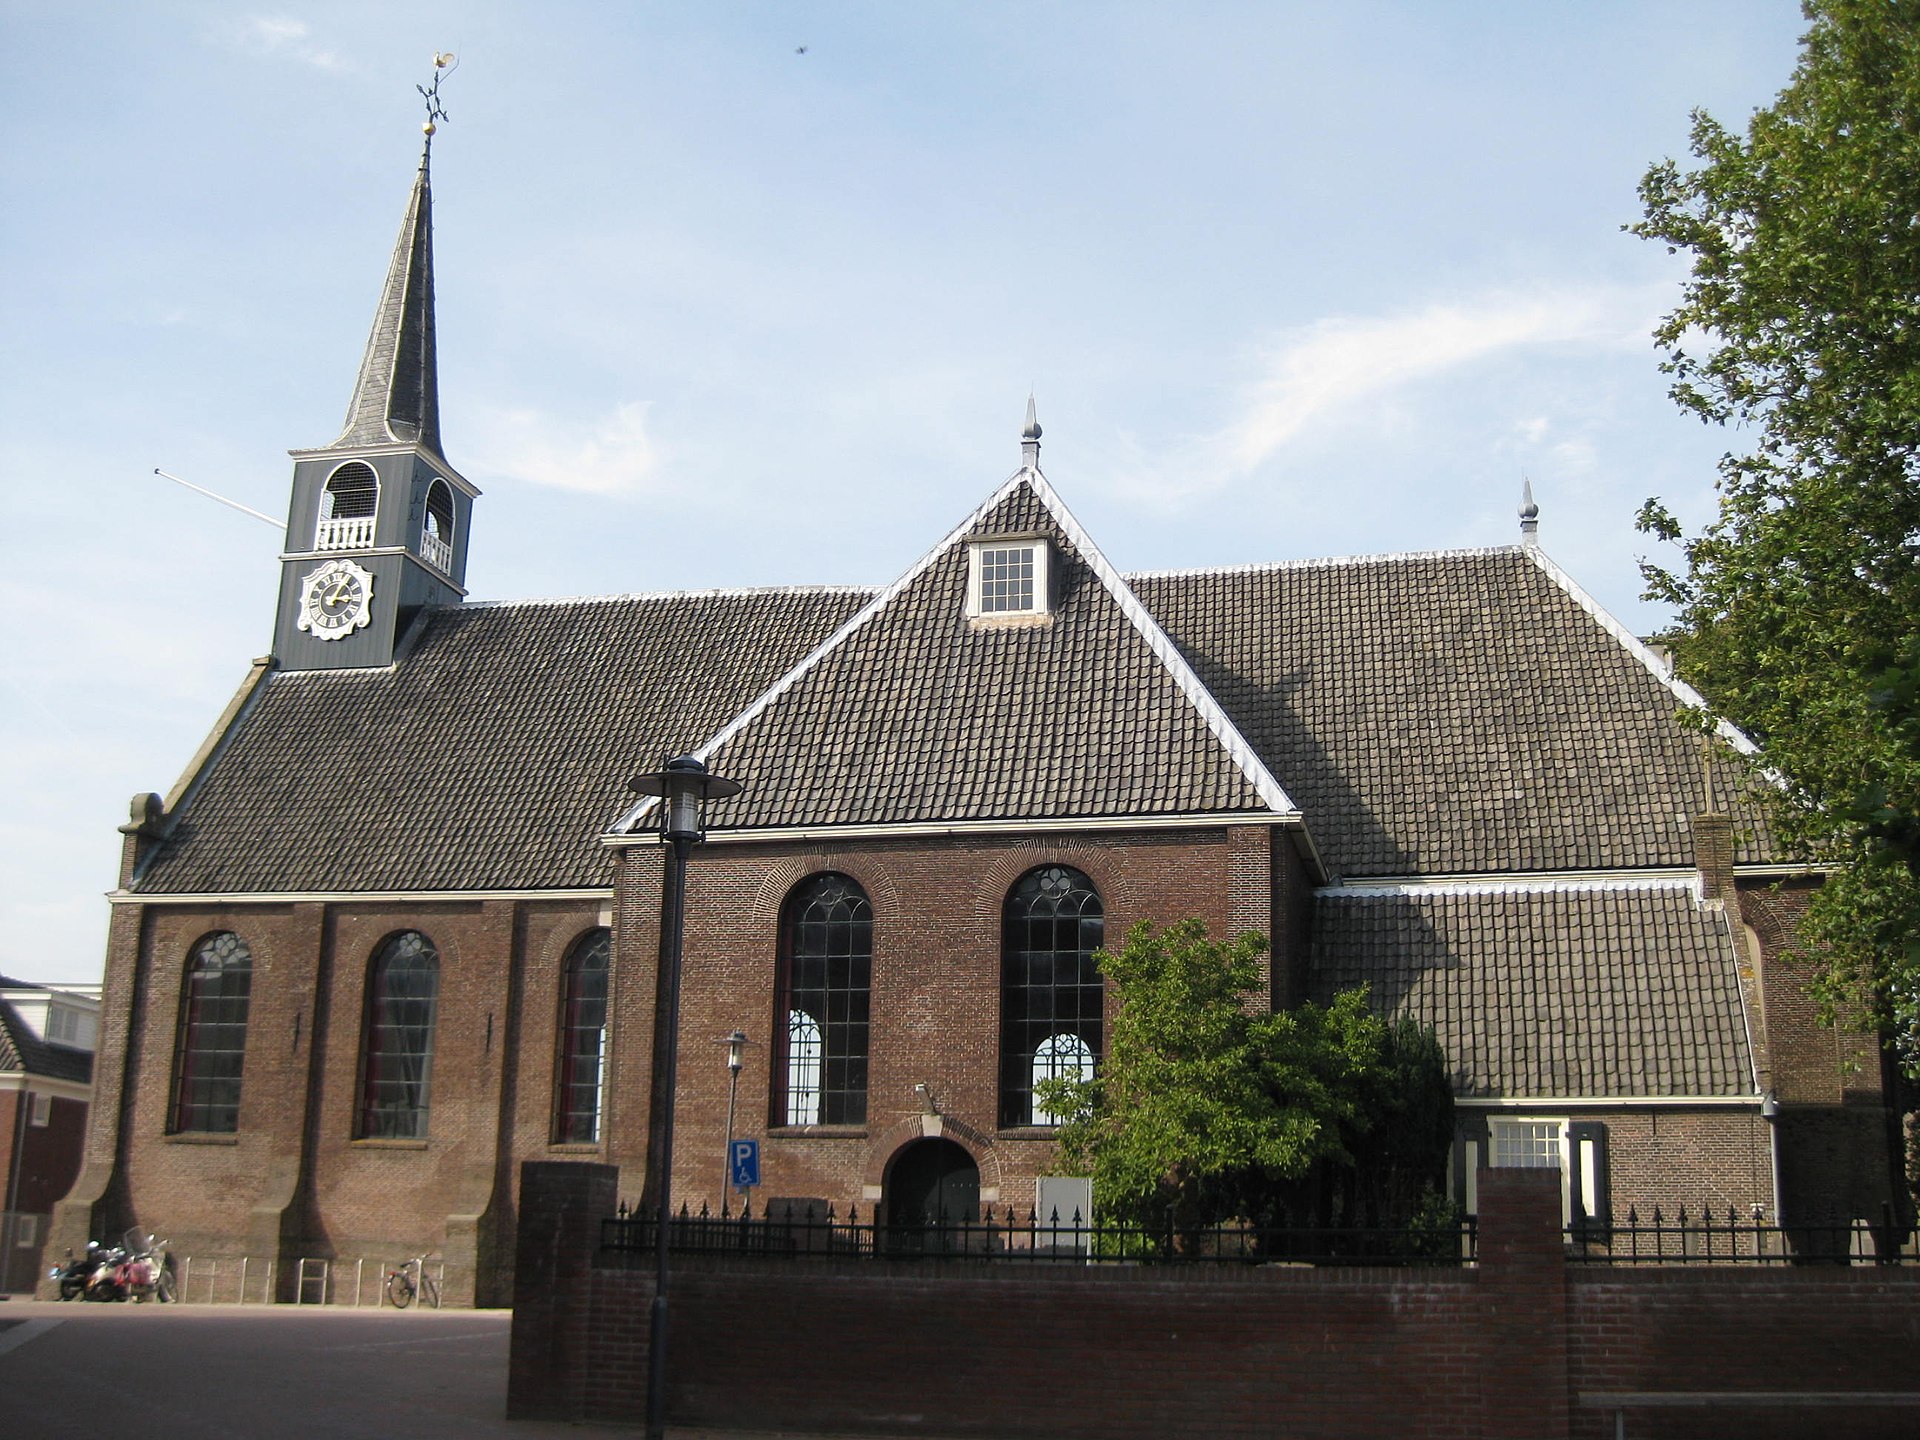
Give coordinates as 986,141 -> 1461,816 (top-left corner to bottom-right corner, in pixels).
884,1138 -> 980,1252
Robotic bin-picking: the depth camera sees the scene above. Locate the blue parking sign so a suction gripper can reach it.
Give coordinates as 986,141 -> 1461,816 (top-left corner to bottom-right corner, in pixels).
729,1138 -> 760,1189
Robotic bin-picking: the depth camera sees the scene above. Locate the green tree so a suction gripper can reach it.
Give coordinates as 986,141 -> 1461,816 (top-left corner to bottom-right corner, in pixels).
1043,919 -> 1452,1239
1631,0 -> 1920,1079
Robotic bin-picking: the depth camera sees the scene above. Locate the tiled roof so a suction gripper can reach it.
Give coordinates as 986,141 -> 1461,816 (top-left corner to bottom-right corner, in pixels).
1129,548 -> 1776,878
0,993 -> 94,1085
132,588 -> 870,894
1309,885 -> 1756,1099
679,473 -> 1285,832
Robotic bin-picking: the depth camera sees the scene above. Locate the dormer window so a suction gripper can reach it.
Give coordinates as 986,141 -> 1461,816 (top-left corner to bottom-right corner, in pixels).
317,462 -> 379,551
967,536 -> 1052,622
421,479 -> 456,574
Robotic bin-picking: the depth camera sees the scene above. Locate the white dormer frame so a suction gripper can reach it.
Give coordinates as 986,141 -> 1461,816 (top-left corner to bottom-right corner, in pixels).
966,534 -> 1052,621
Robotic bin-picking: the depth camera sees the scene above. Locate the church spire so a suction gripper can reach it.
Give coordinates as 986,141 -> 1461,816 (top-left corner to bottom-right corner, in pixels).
327,145 -> 442,457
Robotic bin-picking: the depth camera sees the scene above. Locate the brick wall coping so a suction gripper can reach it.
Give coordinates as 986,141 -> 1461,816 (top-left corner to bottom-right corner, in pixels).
1567,1266 -> 1920,1289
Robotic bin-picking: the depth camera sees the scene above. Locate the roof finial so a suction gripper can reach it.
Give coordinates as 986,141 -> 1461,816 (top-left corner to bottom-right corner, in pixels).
1519,476 -> 1539,546
1021,393 -> 1042,469
418,51 -> 457,157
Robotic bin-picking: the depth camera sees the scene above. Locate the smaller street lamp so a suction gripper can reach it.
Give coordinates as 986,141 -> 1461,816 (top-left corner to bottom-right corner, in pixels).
719,1030 -> 751,1217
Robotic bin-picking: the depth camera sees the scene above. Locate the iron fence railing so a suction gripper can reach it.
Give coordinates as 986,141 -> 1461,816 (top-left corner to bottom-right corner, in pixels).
601,1200 -> 1477,1267
1566,1203 -> 1917,1265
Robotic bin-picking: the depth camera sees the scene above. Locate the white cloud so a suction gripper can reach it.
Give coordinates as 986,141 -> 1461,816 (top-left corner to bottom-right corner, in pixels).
1106,285 -> 1661,508
475,402 -> 661,498
216,16 -> 347,71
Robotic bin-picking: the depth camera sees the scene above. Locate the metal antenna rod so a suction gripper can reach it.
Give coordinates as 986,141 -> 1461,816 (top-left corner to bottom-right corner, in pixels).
152,468 -> 281,528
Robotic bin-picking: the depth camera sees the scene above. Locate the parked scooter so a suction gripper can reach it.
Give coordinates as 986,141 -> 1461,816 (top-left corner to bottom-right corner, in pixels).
47,1242 -> 99,1301
81,1239 -> 129,1300
115,1231 -> 176,1303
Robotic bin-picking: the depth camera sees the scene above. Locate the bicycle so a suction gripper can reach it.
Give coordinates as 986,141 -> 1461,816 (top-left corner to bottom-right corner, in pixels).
383,1254 -> 441,1309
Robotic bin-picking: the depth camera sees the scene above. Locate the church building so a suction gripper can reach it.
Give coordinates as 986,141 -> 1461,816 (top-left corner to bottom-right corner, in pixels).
52,144 -> 1905,1304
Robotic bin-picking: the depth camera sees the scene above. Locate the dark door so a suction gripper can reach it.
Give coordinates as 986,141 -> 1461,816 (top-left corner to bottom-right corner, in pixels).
884,1139 -> 980,1251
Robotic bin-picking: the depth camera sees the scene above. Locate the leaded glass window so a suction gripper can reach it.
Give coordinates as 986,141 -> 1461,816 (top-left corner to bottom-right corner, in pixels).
775,874 -> 870,1126
555,928 -> 610,1144
170,932 -> 253,1134
1000,865 -> 1103,1127
358,931 -> 439,1140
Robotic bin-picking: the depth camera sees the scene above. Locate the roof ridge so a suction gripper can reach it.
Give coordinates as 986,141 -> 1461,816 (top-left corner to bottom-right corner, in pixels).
612,468 -> 1301,834
1125,544 -> 1527,583
461,584 -> 877,612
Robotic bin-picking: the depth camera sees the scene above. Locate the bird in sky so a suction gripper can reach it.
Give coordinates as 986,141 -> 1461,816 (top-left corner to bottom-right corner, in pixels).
795,46 -> 808,55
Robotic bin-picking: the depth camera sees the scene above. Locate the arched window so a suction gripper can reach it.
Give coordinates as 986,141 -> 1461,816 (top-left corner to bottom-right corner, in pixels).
317,461 -> 378,550
358,931 -> 439,1140
774,873 -> 871,1126
421,479 -> 455,573
169,932 -> 253,1133
555,928 -> 611,1144
1000,865 -> 1104,1127
1030,1033 -> 1094,1126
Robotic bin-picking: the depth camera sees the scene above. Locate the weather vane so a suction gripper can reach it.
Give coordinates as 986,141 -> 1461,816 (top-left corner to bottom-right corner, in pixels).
419,51 -> 457,141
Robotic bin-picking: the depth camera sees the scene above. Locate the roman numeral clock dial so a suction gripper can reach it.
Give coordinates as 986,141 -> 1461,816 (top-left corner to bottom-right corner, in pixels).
297,558 -> 375,640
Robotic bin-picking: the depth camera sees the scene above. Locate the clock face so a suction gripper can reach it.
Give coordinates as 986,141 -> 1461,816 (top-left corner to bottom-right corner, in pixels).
297,559 -> 375,641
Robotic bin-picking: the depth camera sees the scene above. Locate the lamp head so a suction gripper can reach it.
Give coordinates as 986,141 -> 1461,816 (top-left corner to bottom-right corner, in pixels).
626,754 -> 743,842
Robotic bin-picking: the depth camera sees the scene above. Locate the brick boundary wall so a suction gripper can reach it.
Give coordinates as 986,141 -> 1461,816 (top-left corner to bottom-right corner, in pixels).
510,1164 -> 1920,1439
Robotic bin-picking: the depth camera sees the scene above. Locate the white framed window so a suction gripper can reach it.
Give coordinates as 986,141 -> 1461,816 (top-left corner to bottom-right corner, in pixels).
1030,1033 -> 1094,1126
14,1214 -> 39,1248
966,538 -> 1051,619
29,1092 -> 51,1127
1486,1117 -> 1609,1230
785,1010 -> 822,1126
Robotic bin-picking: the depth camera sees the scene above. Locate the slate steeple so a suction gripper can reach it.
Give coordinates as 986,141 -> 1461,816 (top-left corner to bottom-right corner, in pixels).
328,144 -> 443,459
273,118 -> 476,674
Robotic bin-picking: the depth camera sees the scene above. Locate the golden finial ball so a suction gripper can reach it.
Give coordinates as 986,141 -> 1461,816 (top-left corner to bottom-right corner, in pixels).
423,121 -> 437,136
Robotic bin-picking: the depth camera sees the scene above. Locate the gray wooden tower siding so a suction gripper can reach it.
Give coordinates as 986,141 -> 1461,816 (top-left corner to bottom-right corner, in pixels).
272,144 -> 477,672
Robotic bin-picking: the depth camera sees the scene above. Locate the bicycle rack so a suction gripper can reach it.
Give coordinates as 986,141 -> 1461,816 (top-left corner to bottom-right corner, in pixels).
295,1257 -> 330,1305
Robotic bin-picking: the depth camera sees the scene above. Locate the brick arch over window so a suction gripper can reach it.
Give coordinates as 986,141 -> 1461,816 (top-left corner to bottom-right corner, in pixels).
554,927 -> 611,1144
772,873 -> 872,1127
999,864 -> 1105,1128
968,843 -> 1133,930
749,853 -> 901,933
357,930 -> 440,1140
169,931 -> 253,1134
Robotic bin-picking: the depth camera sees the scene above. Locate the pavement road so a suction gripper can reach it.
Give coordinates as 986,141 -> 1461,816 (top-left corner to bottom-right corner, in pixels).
0,1300 -> 929,1440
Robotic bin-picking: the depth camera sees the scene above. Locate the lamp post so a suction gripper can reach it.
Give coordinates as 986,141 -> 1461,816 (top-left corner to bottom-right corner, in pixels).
626,754 -> 742,1440
720,1030 -> 748,1217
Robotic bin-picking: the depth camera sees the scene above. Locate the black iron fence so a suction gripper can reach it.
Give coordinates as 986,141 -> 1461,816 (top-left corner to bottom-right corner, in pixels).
1566,1203 -> 1917,1265
601,1199 -> 1476,1267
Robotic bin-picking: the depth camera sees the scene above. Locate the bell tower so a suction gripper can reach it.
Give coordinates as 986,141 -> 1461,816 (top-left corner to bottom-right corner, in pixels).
273,70 -> 475,672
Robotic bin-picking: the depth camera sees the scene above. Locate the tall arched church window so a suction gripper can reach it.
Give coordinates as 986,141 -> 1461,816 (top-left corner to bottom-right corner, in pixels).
1000,865 -> 1104,1127
555,928 -> 611,1144
421,479 -> 455,573
358,931 -> 439,1140
169,932 -> 253,1134
317,461 -> 379,551
773,873 -> 871,1126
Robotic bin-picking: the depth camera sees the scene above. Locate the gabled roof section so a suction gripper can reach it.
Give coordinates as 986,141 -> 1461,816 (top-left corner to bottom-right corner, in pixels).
622,469 -> 1298,834
1311,884 -> 1757,1100
325,147 -> 442,458
130,588 -> 870,894
1129,546 -> 1776,878
0,990 -> 94,1085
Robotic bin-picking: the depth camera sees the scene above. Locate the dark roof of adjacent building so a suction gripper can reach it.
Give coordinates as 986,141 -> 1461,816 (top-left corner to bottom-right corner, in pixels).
676,473 -> 1286,831
1309,885 -> 1756,1099
1130,548 -> 1773,879
0,983 -> 95,1085
133,588 -> 871,894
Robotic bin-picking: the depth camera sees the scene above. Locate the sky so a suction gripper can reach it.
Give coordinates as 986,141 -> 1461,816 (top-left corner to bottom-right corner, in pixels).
1,2 -> 1811,985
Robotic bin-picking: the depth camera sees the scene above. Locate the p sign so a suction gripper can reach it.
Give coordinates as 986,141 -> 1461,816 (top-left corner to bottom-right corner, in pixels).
729,1138 -> 761,1190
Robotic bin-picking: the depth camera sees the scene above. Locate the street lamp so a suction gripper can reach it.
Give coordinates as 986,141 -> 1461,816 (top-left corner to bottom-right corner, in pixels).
719,1030 -> 749,1217
625,754 -> 742,1440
